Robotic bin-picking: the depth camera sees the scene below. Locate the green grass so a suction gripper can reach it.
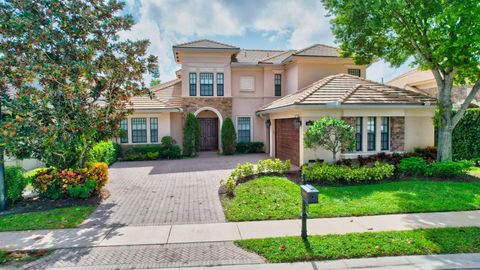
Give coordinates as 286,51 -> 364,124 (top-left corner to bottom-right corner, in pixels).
0,205 -> 95,232
236,227 -> 480,263
222,176 -> 480,221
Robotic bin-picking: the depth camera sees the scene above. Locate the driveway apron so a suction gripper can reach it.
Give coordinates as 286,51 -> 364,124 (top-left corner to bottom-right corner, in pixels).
83,152 -> 267,227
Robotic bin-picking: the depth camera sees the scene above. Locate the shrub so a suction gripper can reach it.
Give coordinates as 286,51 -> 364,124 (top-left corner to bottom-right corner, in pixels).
427,160 -> 473,178
221,117 -> 236,155
88,141 -> 119,165
5,166 -> 28,205
160,136 -> 182,159
32,162 -> 108,200
452,108 -> 480,161
183,113 -> 200,157
236,142 -> 264,154
398,157 -> 429,176
129,145 -> 162,153
221,159 -> 291,195
412,146 -> 437,162
302,162 -> 395,184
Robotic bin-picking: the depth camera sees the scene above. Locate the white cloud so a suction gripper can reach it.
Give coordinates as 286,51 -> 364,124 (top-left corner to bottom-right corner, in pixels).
120,0 -> 406,83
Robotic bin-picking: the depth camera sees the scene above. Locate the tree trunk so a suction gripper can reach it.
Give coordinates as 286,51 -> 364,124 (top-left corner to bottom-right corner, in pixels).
332,151 -> 337,164
435,73 -> 454,161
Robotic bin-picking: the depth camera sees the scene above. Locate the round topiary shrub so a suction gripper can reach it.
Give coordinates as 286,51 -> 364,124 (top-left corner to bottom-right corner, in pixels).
221,117 -> 237,155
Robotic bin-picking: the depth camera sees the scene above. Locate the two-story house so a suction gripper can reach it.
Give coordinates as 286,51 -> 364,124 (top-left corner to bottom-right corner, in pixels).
120,39 -> 436,166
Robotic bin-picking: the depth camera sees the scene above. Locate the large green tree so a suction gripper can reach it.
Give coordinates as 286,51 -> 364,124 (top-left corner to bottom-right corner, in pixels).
322,0 -> 480,161
0,0 -> 157,168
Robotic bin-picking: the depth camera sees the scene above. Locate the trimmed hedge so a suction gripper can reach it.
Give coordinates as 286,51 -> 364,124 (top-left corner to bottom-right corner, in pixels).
88,141 -> 120,165
5,166 -> 28,205
398,157 -> 473,178
453,108 -> 480,161
302,162 -> 395,184
122,136 -> 182,161
236,142 -> 264,154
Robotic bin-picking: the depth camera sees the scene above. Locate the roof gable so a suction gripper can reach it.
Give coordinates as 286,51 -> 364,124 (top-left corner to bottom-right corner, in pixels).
173,39 -> 239,50
293,44 -> 340,57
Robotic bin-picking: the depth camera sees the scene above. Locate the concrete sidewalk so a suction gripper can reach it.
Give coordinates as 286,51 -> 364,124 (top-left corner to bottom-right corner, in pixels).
1,210 -> 480,251
156,253 -> 480,270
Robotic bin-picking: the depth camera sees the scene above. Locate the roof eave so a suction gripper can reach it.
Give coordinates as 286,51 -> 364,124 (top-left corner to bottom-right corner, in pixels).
130,108 -> 183,113
256,103 -> 436,116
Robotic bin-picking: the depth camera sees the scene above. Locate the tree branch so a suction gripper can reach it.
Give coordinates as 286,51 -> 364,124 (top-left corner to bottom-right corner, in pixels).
452,79 -> 480,126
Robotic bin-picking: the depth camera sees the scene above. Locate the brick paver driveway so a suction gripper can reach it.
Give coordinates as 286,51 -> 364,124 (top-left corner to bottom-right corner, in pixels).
84,152 -> 267,227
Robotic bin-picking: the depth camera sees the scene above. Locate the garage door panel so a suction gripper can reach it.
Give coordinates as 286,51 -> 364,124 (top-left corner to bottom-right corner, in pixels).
275,119 -> 300,166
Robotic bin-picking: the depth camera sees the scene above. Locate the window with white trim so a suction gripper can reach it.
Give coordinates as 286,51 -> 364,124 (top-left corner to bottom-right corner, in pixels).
355,117 -> 362,151
200,72 -> 214,96
274,74 -> 281,96
189,73 -> 196,96
217,73 -> 224,96
150,118 -> 158,143
348,69 -> 361,77
367,117 -> 376,151
237,117 -> 251,142
131,118 -> 147,143
381,117 -> 390,150
120,118 -> 128,143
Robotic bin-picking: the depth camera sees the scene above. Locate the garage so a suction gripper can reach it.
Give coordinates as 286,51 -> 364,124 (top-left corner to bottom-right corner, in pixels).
275,118 -> 300,166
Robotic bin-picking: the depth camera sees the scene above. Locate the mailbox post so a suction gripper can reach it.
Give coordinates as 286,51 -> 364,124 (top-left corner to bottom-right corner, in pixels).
300,173 -> 319,240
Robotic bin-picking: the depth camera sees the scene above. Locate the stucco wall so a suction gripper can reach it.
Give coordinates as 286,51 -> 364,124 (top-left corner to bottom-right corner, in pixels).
297,61 -> 366,91
170,112 -> 183,147
5,156 -> 45,171
404,115 -> 435,151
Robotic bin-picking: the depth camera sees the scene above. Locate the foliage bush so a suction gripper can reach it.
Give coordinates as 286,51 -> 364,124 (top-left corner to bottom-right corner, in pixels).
236,142 -> 264,154
32,162 -> 108,200
88,141 -> 119,165
398,157 -> 472,178
221,159 -> 291,196
159,136 -> 181,159
221,117 -> 237,155
427,160 -> 473,178
452,108 -> 480,161
302,162 -> 395,184
5,166 -> 28,205
398,157 -> 429,176
183,113 -> 200,157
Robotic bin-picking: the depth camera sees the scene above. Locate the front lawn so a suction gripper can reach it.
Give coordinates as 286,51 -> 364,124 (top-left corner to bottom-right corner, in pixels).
222,176 -> 480,221
0,205 -> 95,232
236,227 -> 480,263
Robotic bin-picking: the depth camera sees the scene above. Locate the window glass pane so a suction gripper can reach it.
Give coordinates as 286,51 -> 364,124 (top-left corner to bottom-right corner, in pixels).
150,118 -> 158,143
189,73 -> 196,96
200,73 -> 214,96
367,117 -> 376,151
348,69 -> 361,77
355,117 -> 362,151
237,117 -> 251,142
381,117 -> 390,150
274,74 -> 281,96
217,73 -> 224,96
120,118 -> 128,143
131,118 -> 147,143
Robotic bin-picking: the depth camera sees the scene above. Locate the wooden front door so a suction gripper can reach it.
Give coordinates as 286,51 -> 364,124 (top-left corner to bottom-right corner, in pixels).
275,118 -> 300,166
199,118 -> 218,151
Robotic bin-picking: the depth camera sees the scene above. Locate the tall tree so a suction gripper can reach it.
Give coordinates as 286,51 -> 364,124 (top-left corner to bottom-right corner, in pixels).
150,66 -> 161,87
322,0 -> 480,161
0,0 -> 157,168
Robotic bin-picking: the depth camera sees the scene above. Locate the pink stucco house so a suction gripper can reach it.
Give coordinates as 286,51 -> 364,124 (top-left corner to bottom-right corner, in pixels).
120,40 -> 436,166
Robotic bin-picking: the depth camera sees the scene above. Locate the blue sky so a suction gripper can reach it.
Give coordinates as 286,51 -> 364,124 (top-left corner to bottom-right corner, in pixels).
121,0 -> 414,84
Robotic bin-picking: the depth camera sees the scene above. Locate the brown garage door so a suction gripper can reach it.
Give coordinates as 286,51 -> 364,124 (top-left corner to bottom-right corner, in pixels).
275,118 -> 300,166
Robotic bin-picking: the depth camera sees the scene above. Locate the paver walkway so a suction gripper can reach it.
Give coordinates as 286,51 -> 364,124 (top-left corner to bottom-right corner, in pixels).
3,210 -> 480,251
83,152 -> 267,227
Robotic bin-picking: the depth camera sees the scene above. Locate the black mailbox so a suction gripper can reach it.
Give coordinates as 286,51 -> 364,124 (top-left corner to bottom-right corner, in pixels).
301,184 -> 319,204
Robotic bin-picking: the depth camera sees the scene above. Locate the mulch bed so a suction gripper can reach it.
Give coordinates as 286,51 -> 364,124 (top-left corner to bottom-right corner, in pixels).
0,189 -> 109,216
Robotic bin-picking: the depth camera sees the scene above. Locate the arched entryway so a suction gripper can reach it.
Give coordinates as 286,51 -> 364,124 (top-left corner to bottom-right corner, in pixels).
194,107 -> 223,151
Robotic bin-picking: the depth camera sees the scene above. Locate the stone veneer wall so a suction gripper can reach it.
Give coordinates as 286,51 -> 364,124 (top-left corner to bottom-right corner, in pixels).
390,117 -> 405,151
182,97 -> 233,119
